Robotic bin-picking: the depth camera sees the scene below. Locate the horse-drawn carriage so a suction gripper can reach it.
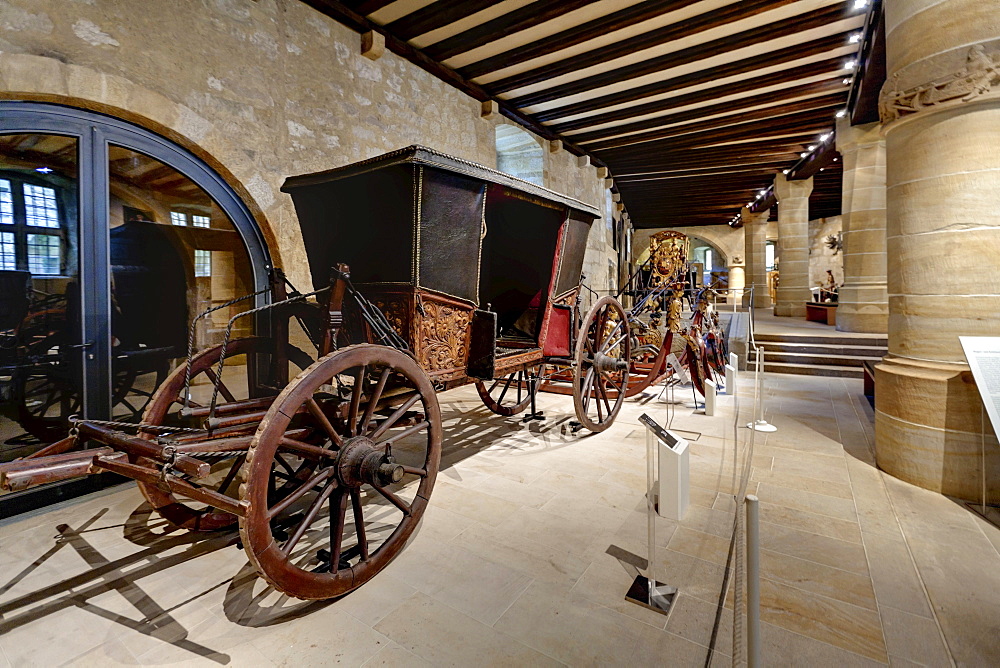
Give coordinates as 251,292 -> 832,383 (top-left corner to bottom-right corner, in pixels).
0,146 -> 631,600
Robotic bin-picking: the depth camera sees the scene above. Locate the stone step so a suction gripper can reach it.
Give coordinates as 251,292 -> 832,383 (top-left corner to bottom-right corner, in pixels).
751,341 -> 887,357
749,351 -> 883,367
759,361 -> 864,379
754,332 -> 888,347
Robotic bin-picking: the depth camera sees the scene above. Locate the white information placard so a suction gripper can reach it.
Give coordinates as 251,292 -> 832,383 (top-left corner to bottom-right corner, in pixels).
959,336 -> 1000,437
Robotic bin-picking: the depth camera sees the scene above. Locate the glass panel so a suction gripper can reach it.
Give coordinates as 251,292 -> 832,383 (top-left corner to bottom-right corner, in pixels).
108,146 -> 255,421
0,231 -> 14,270
0,179 -> 13,224
27,234 -> 60,275
23,184 -> 61,228
0,133 -> 81,473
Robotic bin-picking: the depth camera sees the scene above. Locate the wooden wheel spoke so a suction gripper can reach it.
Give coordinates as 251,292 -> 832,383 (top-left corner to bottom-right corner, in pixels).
373,485 -> 411,516
218,453 -> 247,496
281,478 -> 337,556
306,398 -> 343,448
360,367 -> 391,437
370,393 -> 420,441
581,368 -> 595,412
595,380 -> 604,421
329,488 -> 349,570
348,365 -> 366,437
267,467 -> 334,520
497,374 -> 514,404
488,379 -> 501,393
205,368 -> 236,403
596,377 -> 612,417
350,489 -> 369,561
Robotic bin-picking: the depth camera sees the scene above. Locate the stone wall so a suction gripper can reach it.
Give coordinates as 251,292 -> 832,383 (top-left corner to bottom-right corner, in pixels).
808,215 -> 843,289
0,0 -> 612,292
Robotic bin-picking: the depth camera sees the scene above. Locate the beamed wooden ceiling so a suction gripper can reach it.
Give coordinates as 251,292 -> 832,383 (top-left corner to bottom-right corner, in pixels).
304,0 -> 871,228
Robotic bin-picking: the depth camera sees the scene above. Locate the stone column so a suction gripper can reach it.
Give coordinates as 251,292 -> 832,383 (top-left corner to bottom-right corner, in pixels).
836,118 -> 888,333
772,174 -> 813,317
742,206 -> 771,308
875,0 -> 1000,500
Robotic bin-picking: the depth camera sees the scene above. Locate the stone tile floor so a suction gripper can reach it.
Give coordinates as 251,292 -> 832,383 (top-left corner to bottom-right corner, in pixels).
0,370 -> 997,666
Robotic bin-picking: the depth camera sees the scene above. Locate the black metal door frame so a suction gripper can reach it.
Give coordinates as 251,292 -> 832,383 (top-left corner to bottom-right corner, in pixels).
0,101 -> 271,517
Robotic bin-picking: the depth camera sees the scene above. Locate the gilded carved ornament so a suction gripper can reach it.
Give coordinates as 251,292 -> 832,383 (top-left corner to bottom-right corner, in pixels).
879,45 -> 1000,123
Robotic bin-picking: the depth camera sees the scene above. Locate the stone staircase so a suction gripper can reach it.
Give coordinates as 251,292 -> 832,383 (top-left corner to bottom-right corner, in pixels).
748,332 -> 887,378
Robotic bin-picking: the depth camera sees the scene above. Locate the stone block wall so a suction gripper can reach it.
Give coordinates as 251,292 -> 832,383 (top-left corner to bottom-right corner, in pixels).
0,0 -> 612,292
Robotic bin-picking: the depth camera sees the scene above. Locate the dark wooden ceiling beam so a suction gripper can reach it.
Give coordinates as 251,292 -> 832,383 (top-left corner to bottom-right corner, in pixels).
502,3 -> 850,104
539,33 -> 852,126
385,0 -> 497,42
583,91 -> 847,152
596,108 -> 836,158
570,77 -> 847,145
491,0 -> 808,96
424,0 -> 595,62
342,0 -> 395,16
457,0 -> 694,80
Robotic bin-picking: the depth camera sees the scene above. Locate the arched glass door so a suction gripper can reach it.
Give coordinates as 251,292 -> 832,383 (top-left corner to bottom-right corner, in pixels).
0,102 -> 270,514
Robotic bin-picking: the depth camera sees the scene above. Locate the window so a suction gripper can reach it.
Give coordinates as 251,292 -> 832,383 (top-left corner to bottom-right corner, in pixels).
170,211 -> 187,226
765,241 -> 775,270
495,125 -> 544,186
192,214 -> 210,228
0,176 -> 64,275
0,179 -> 13,225
194,249 -> 211,277
0,231 -> 14,270
27,233 -> 60,275
23,184 -> 60,228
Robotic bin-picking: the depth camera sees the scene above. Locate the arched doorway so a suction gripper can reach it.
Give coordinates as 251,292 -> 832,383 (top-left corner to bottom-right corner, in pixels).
0,102 -> 270,514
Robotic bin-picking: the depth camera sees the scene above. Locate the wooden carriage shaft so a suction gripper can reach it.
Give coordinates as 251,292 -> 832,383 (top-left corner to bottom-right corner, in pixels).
75,422 -> 210,478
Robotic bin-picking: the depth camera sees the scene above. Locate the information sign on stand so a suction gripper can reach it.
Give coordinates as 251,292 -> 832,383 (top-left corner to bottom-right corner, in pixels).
626,413 -> 680,617
959,337 -> 1000,520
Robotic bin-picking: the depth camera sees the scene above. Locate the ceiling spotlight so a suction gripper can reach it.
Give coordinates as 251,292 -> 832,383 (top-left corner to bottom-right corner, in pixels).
843,78 -> 852,85
833,157 -> 839,162
808,145 -> 817,151
800,152 -> 808,158
849,33 -> 862,44
854,0 -> 868,9
836,109 -> 847,118
34,166 -> 53,174
782,169 -> 789,175
820,133 -> 831,141
845,60 -> 857,69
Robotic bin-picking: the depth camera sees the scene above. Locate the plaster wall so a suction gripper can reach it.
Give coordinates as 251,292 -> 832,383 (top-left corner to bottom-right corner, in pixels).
0,0 -> 611,293
808,215 -> 843,289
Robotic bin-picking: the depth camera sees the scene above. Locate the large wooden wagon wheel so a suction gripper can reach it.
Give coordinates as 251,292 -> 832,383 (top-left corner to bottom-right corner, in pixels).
475,366 -> 539,416
138,336 -> 314,531
573,297 -> 631,432
239,344 -> 441,600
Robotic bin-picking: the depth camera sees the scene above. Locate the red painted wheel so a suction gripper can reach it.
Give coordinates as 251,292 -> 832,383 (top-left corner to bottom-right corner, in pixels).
239,344 -> 441,600
572,297 -> 630,432
138,337 -> 313,531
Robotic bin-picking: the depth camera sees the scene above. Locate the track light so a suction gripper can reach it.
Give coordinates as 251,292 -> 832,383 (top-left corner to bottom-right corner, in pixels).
836,109 -> 847,118
782,169 -> 789,175
845,60 -> 857,70
849,33 -> 862,44
808,145 -> 817,151
843,78 -> 852,85
854,0 -> 868,9
800,153 -> 808,158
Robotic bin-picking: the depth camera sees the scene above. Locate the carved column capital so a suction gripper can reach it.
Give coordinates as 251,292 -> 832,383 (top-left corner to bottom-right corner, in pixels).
879,44 -> 1000,126
773,173 -> 812,201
